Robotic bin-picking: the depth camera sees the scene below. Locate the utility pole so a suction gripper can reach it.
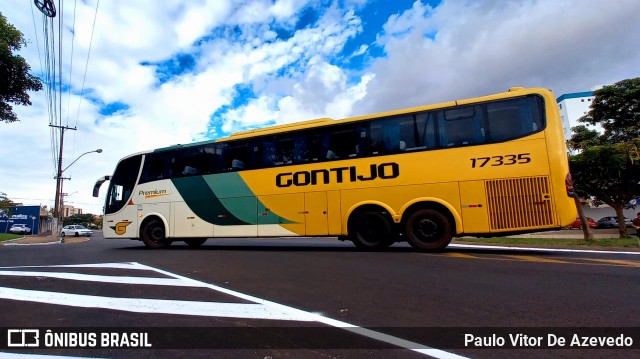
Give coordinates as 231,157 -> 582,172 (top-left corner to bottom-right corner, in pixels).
51,124 -> 76,238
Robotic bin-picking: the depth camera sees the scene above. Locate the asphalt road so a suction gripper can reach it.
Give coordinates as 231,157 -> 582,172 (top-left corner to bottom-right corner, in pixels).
0,233 -> 639,359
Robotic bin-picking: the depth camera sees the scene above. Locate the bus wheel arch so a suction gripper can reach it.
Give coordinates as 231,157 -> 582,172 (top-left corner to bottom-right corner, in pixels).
401,202 -> 456,251
140,216 -> 171,249
347,204 -> 396,250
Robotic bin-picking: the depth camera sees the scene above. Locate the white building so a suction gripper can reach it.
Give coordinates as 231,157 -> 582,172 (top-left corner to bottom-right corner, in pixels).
556,91 -> 595,141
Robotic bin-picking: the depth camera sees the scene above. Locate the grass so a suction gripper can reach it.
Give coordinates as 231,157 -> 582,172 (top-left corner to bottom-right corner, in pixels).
0,233 -> 22,242
454,237 -> 640,248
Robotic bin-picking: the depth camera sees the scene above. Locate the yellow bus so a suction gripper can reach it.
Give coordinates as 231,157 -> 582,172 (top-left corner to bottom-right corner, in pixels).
93,87 -> 577,250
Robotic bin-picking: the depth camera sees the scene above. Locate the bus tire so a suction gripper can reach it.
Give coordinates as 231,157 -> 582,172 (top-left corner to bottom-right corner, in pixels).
404,208 -> 452,251
349,210 -> 394,250
141,218 -> 170,249
185,238 -> 207,248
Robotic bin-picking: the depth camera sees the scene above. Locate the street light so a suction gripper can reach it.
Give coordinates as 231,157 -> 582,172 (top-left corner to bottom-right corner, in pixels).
61,149 -> 103,173
53,148 -> 102,239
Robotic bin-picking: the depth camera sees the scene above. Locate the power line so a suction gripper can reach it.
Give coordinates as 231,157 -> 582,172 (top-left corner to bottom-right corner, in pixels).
66,0 -> 79,127
74,0 -> 101,128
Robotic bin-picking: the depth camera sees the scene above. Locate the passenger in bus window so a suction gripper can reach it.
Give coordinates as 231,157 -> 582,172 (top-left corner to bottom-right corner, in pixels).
231,159 -> 245,170
182,166 -> 199,176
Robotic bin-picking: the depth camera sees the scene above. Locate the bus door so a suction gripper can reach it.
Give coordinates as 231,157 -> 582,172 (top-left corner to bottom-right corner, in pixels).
171,202 -> 213,238
459,180 -> 489,233
305,191 -> 328,236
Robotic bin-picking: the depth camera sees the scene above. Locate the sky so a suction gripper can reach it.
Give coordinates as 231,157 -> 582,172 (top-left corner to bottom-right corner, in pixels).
1,0 -> 639,215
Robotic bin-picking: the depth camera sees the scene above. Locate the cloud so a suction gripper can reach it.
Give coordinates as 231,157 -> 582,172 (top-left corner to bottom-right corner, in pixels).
357,0 -> 640,114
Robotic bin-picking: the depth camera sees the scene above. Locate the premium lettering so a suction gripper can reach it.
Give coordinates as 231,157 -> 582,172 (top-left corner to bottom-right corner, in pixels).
138,189 -> 167,196
276,162 -> 399,187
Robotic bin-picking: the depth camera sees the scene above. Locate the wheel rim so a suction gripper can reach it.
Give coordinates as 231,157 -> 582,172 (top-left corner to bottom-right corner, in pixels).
356,213 -> 388,245
358,222 -> 381,244
149,225 -> 165,243
413,218 -> 440,243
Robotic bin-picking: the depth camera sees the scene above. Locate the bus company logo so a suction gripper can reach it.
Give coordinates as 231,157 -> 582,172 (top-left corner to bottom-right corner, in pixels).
138,189 -> 168,199
110,221 -> 132,235
276,162 -> 399,188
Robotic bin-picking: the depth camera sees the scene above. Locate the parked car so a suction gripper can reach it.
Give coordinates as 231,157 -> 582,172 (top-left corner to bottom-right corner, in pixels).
60,225 -> 93,237
565,217 -> 597,229
597,216 -> 633,228
9,224 -> 31,235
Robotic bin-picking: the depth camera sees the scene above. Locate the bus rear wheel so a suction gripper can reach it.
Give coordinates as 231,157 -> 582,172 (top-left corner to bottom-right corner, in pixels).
404,209 -> 452,251
141,218 -> 170,249
185,238 -> 207,248
349,210 -> 394,250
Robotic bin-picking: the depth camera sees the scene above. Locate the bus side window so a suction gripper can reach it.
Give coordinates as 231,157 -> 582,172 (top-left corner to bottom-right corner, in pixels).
487,96 -> 545,142
222,142 -> 251,171
441,105 -> 485,146
274,138 -> 294,165
261,139 -> 276,167
140,155 -> 168,183
370,118 -> 402,154
411,112 -> 436,150
308,133 -> 328,162
292,135 -> 307,163
328,125 -> 362,159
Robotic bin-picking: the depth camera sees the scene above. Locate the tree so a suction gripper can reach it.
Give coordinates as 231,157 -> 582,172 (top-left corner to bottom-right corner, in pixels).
0,192 -> 16,223
567,125 -> 604,152
0,12 -> 43,123
0,191 -> 16,208
568,77 -> 640,239
63,213 -> 99,228
578,78 -> 640,143
569,143 -> 640,238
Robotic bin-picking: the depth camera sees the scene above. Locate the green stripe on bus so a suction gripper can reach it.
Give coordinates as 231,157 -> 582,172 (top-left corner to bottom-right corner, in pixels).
171,176 -> 248,225
172,173 -> 296,226
204,173 -> 296,225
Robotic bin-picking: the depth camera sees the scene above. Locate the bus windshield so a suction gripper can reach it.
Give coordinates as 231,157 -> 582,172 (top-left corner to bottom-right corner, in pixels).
105,155 -> 141,214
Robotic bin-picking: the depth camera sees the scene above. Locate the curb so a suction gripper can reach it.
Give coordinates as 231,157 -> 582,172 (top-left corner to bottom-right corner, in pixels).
1,236 -> 89,246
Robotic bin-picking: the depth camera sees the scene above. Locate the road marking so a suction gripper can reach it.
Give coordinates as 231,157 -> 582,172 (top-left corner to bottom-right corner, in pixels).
502,255 -> 569,263
0,262 -> 469,359
0,286 -> 307,321
576,258 -> 640,267
449,243 -> 640,255
428,248 -> 640,268
445,252 -> 478,259
0,262 -> 149,270
0,270 -> 200,287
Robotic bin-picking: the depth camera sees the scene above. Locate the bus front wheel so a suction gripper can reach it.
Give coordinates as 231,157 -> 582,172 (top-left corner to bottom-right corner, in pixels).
349,210 -> 394,250
141,218 -> 170,249
404,209 -> 452,251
